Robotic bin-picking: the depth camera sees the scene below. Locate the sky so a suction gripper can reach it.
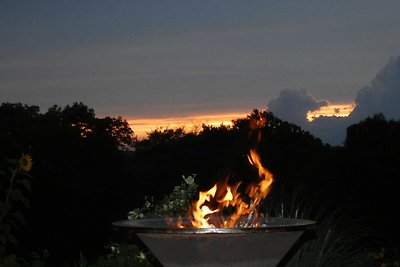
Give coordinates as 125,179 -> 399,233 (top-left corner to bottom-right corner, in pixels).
1,1 -> 400,145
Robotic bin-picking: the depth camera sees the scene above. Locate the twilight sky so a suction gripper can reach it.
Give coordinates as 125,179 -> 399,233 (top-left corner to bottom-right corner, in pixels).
1,1 -> 400,144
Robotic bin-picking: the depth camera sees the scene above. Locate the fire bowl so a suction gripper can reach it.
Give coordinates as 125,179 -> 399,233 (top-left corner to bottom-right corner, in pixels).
113,217 -> 315,267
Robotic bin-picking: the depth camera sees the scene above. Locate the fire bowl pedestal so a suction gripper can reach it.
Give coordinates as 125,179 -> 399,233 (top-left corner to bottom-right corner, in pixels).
112,217 -> 315,267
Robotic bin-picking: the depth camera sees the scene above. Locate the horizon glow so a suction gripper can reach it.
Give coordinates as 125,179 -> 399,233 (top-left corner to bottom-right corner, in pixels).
307,103 -> 355,122
129,103 -> 356,139
128,112 -> 249,139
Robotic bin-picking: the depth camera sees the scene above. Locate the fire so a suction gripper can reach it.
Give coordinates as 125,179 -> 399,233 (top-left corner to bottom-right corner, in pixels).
179,148 -> 274,228
191,184 -> 219,228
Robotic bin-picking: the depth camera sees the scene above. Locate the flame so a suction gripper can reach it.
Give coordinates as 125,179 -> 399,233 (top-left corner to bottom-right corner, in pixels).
246,149 -> 273,207
191,184 -> 219,228
179,148 -> 274,228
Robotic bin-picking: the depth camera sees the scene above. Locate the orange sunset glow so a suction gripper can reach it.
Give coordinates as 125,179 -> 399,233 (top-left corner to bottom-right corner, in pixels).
128,112 -> 249,139
307,103 -> 355,122
129,104 -> 356,139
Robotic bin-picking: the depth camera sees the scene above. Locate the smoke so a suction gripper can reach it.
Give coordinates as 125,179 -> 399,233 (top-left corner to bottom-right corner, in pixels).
267,56 -> 400,146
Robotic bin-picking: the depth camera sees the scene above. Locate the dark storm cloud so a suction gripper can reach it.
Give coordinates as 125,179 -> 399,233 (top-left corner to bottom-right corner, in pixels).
267,88 -> 347,145
267,88 -> 328,126
268,56 -> 400,146
350,56 -> 400,121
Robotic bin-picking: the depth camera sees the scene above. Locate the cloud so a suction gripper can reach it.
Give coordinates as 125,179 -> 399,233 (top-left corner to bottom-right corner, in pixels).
267,56 -> 400,146
267,88 -> 348,145
267,88 -> 328,126
350,56 -> 400,121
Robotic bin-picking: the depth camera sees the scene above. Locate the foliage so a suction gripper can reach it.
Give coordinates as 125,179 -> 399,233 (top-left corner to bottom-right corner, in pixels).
344,113 -> 400,246
0,102 -> 137,263
284,212 -> 373,267
128,174 -> 198,219
138,127 -> 188,147
0,154 -> 33,262
84,175 -> 198,267
261,181 -> 375,266
82,243 -> 155,267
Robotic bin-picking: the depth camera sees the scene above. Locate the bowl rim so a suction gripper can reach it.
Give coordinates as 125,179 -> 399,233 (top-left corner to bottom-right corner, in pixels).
112,216 -> 316,234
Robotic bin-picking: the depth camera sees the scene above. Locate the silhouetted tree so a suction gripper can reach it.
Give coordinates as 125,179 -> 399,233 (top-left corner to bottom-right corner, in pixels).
0,103 -> 40,158
0,102 -> 136,263
344,113 -> 400,245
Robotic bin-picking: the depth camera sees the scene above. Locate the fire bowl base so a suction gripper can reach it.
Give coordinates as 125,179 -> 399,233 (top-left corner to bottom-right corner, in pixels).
139,231 -> 303,267
113,217 -> 315,267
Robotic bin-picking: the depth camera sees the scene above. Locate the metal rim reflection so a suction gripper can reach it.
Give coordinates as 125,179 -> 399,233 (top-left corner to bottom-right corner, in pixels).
112,217 -> 316,234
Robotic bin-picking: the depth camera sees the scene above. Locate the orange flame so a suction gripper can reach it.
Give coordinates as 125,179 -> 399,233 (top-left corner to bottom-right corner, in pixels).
246,149 -> 273,207
179,148 -> 274,228
191,184 -> 219,228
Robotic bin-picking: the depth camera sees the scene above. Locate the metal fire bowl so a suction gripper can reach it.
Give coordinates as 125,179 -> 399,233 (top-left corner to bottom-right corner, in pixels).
113,217 -> 316,267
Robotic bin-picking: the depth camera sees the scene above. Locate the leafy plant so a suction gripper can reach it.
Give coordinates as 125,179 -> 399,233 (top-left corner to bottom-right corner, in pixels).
284,213 -> 374,267
128,174 -> 198,220
87,175 -> 198,267
86,243 -> 154,267
0,154 -> 33,259
82,175 -> 199,267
